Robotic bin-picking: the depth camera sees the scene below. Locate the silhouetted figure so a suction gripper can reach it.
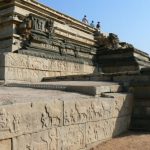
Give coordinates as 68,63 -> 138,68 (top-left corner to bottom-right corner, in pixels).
96,22 -> 101,31
90,20 -> 95,28
82,15 -> 88,24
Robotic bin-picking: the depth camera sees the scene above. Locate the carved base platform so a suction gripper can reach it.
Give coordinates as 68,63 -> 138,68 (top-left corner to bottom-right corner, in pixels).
0,81 -> 133,149
0,52 -> 97,83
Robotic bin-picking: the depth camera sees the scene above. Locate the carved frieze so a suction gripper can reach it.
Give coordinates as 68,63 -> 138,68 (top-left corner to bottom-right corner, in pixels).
17,14 -> 96,63
13,128 -> 59,150
63,95 -> 133,126
18,14 -> 54,48
0,100 -> 63,140
59,124 -> 85,150
63,99 -> 114,125
0,108 -> 10,132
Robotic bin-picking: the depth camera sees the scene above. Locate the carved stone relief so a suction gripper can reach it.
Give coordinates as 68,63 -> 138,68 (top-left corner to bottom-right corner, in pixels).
0,100 -> 63,140
64,99 -> 114,125
0,108 -> 10,132
16,14 -> 96,64
86,119 -> 115,144
13,128 -> 59,150
59,124 -> 85,150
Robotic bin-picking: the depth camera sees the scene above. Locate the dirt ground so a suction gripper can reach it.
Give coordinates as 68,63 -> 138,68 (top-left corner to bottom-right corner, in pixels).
91,131 -> 150,150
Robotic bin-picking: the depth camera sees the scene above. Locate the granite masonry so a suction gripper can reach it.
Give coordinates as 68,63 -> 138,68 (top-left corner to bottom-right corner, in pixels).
0,0 -> 150,150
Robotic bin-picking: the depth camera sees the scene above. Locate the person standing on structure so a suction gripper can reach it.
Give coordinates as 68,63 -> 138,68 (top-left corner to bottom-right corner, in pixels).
90,21 -> 95,28
96,22 -> 101,31
82,15 -> 89,25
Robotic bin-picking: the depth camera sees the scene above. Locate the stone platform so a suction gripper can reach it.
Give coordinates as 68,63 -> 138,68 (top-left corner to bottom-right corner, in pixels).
6,81 -> 122,96
0,81 -> 133,150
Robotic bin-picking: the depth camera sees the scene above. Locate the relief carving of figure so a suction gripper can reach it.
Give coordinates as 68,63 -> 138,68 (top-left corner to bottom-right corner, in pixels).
18,17 -> 32,39
91,102 -> 102,118
87,106 -> 94,120
64,111 -> 70,124
45,19 -> 54,36
48,128 -> 59,150
75,102 -> 87,122
13,114 -> 21,132
41,112 -> 51,128
26,145 -> 32,150
0,108 -> 10,131
70,109 -> 76,123
45,104 -> 61,126
101,101 -> 111,117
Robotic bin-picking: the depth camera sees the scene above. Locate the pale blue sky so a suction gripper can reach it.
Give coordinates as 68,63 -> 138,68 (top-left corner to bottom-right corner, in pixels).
38,0 -> 150,54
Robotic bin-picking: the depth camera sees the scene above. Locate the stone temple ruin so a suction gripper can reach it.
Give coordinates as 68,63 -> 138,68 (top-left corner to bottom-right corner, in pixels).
0,0 -> 150,149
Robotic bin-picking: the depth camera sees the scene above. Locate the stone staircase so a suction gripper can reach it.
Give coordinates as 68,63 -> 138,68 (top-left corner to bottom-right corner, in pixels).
130,83 -> 150,131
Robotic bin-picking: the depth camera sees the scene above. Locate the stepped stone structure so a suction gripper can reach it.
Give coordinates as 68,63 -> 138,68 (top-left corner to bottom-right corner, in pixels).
1,0 -> 150,82
0,0 -> 150,149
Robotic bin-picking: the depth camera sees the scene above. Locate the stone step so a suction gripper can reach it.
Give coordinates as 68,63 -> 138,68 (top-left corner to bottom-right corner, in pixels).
42,74 -> 111,82
130,118 -> 150,131
133,86 -> 150,99
5,81 -> 123,96
133,105 -> 150,116
135,100 -> 150,106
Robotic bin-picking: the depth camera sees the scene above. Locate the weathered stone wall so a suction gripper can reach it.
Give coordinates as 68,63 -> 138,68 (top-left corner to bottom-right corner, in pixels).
0,53 -> 97,82
0,91 -> 133,150
0,0 -> 99,82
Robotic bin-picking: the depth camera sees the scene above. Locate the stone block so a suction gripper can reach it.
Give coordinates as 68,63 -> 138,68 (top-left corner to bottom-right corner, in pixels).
63,98 -> 114,126
0,23 -> 13,38
86,118 -> 116,145
54,21 -> 94,41
5,67 -> 29,82
0,100 -> 63,140
4,53 -> 28,68
0,139 -> 11,150
59,124 -> 85,150
83,65 -> 95,73
0,39 -> 12,53
112,116 -> 131,136
103,93 -> 133,117
48,60 -> 67,72
28,56 -> 49,71
102,66 -> 138,73
5,67 -> 49,82
0,52 -> 97,82
12,128 -> 59,150
86,116 -> 130,145
12,38 -> 22,52
65,84 -> 122,96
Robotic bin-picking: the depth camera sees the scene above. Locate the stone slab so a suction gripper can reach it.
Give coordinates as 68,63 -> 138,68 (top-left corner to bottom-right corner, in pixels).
0,139 -> 11,150
6,81 -> 123,96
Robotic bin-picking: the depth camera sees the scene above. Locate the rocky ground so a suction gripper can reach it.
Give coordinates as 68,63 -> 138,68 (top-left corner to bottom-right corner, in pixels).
91,131 -> 150,150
